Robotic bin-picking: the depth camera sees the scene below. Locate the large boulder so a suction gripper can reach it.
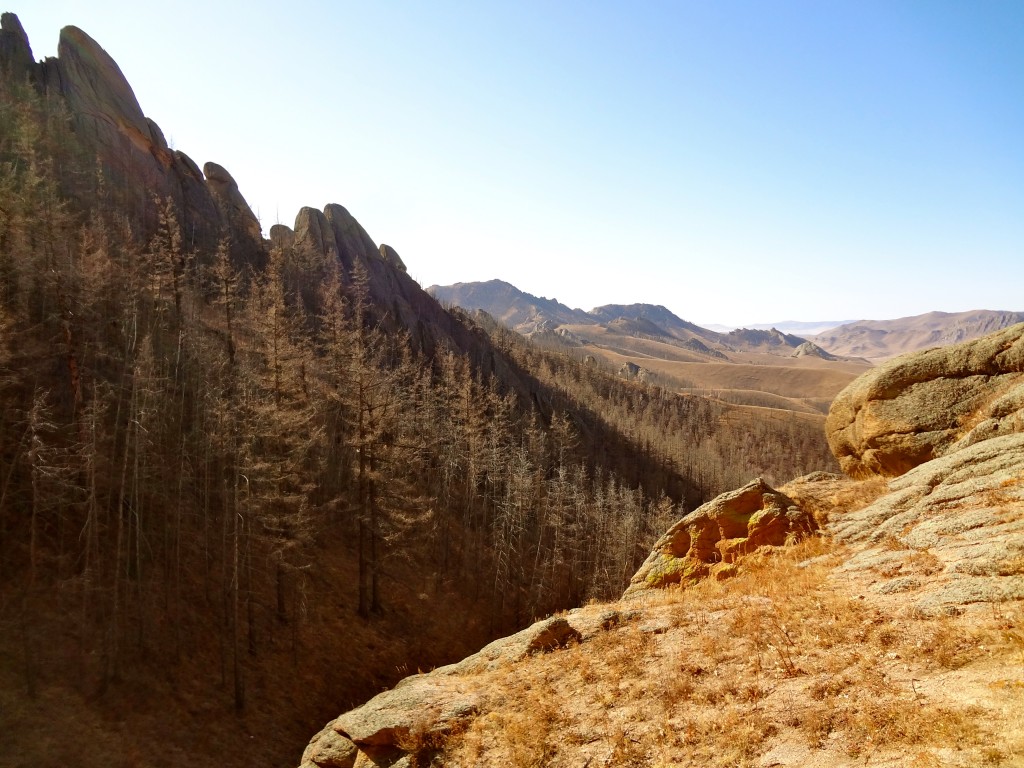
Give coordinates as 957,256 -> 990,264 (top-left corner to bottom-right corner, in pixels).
624,477 -> 817,595
826,323 -> 1024,478
294,206 -> 338,261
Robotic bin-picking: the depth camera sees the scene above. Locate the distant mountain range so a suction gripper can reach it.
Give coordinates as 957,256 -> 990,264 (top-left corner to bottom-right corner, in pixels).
428,280 -> 846,360
704,320 -> 854,335
429,281 -> 1024,364
809,310 -> 1024,360
429,280 -> 815,354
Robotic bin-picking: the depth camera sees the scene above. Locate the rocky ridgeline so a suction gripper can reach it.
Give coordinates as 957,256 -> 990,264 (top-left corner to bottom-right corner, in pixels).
300,323 -> 1024,768
0,12 -> 260,265
0,13 -> 521,370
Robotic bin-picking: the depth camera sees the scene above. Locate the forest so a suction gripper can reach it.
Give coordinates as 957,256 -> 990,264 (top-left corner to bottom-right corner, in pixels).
0,71 -> 836,766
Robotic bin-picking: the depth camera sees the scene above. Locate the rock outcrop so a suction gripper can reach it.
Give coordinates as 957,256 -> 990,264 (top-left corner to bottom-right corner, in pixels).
324,203 -> 379,270
682,337 -> 728,359
379,244 -> 406,272
825,322 -> 1024,478
831,432 -> 1024,615
203,161 -> 262,242
725,326 -> 806,351
791,340 -> 837,360
618,361 -> 653,382
300,614 -> 587,768
0,15 -> 264,266
0,12 -> 34,77
624,478 -> 818,595
269,223 -> 296,250
294,206 -> 339,260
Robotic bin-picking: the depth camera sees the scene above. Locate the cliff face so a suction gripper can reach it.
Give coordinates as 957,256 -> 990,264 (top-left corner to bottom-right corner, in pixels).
0,13 -> 545,382
0,13 -> 263,268
301,325 -> 1024,768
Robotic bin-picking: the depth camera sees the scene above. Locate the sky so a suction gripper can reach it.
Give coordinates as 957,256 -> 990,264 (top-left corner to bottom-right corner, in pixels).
15,1 -> 1024,327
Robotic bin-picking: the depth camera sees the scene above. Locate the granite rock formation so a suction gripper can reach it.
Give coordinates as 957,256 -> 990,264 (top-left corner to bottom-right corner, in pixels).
825,322 -> 1024,478
0,14 -> 263,266
624,477 -> 818,594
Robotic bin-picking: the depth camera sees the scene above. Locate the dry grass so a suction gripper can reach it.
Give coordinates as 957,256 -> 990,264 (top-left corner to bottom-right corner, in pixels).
831,476 -> 890,513
781,475 -> 889,528
428,537 -> 1020,767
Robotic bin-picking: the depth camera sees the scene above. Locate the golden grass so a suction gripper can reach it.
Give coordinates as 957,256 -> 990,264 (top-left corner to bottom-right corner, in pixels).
781,475 -> 889,528
430,537 -> 1018,767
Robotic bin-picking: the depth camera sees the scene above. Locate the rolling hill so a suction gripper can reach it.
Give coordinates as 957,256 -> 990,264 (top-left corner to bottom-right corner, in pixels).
431,280 -> 871,414
810,310 -> 1024,360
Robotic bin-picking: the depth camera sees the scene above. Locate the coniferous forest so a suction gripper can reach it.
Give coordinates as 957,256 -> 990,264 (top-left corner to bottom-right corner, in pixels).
0,58 -> 837,767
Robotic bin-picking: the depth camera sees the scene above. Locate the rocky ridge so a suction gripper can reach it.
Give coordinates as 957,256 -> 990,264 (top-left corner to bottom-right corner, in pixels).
0,14 -> 546,378
301,324 -> 1024,768
0,13 -> 261,266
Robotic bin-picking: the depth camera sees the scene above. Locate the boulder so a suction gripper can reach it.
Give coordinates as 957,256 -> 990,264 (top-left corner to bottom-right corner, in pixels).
624,478 -> 817,595
300,724 -> 358,768
826,323 -> 1024,478
333,676 -> 482,747
294,207 -> 338,260
324,203 -> 378,270
302,613 -> 584,766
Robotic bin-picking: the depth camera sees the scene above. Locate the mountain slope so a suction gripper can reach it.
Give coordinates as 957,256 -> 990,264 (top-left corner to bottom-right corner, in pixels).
301,323 -> 1024,768
428,279 -> 592,332
432,280 -> 871,413
811,309 -> 1024,360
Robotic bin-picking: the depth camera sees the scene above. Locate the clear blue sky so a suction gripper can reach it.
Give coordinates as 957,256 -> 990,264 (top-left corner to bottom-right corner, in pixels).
16,1 -> 1024,326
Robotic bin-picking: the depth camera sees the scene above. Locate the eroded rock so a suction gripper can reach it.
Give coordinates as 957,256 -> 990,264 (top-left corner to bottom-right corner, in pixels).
832,432 -> 1024,615
379,244 -> 406,272
302,612 -> 588,766
0,12 -> 34,78
624,478 -> 817,595
826,323 -> 1024,478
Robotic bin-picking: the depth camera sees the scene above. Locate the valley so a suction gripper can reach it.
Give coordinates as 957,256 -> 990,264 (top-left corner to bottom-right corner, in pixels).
1,10 -> 1022,768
